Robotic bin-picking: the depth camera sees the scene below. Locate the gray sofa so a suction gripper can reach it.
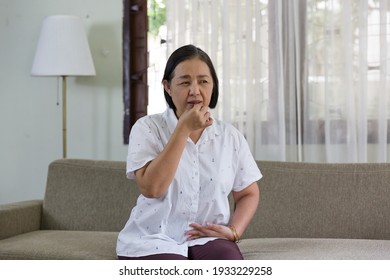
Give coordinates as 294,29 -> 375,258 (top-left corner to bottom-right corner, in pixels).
1,159 -> 390,259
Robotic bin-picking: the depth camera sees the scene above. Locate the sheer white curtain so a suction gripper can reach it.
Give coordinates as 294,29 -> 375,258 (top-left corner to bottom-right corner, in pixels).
305,0 -> 390,162
165,0 -> 390,163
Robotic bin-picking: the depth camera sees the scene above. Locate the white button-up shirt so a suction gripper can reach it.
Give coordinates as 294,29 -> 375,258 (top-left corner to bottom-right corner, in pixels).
116,108 -> 262,257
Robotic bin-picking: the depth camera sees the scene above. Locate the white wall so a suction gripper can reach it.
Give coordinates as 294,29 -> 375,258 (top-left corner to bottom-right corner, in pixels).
0,0 -> 127,204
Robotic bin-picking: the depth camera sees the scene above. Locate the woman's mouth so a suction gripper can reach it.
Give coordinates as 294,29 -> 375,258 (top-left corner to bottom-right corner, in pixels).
187,100 -> 202,107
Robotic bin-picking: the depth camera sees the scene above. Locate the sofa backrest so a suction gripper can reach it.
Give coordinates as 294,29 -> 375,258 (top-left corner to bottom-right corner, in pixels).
42,159 -> 390,240
41,159 -> 139,231
244,161 -> 390,240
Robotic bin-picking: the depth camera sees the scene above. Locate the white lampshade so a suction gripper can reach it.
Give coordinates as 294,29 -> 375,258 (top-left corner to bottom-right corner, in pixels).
31,15 -> 95,76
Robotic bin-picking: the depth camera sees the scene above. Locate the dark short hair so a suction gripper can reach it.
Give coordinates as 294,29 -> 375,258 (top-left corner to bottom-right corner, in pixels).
162,44 -> 219,111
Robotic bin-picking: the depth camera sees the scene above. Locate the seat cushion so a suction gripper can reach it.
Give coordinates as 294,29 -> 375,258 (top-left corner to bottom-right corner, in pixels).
239,238 -> 390,259
0,230 -> 118,260
3,233 -> 390,260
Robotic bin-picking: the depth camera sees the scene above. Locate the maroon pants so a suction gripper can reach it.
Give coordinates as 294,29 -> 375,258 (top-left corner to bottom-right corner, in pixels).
118,239 -> 243,260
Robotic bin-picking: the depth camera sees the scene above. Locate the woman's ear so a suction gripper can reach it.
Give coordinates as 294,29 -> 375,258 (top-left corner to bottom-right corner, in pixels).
162,80 -> 171,96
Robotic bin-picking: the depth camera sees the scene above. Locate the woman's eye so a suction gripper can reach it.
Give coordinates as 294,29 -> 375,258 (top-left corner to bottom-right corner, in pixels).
200,80 -> 208,84
180,81 -> 190,85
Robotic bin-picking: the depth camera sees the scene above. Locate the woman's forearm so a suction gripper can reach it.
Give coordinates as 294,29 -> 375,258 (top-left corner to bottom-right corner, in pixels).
135,125 -> 190,198
230,182 -> 260,238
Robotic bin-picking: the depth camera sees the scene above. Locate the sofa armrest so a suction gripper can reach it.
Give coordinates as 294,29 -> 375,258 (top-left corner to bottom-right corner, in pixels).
0,200 -> 43,240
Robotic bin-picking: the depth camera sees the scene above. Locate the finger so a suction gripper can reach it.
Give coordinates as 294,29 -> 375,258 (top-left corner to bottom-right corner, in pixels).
185,231 -> 204,241
199,105 -> 209,113
185,229 -> 199,236
188,223 -> 222,238
186,224 -> 203,236
191,103 -> 203,111
204,223 -> 221,232
188,225 -> 210,237
204,222 -> 215,229
205,116 -> 213,127
203,223 -> 229,238
188,223 -> 202,229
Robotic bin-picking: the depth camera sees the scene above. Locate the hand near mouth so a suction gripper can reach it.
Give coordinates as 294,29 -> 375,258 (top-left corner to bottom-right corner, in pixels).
178,103 -> 213,133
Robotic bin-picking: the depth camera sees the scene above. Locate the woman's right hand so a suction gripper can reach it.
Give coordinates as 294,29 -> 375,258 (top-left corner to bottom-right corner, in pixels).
177,104 -> 213,133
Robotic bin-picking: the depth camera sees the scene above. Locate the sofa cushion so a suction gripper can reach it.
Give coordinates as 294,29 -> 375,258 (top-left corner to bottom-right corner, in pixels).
3,232 -> 389,260
0,230 -> 118,260
239,238 -> 390,259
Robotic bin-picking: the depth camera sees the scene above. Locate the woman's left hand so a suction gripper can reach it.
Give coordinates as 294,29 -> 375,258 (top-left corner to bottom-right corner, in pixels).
185,223 -> 234,241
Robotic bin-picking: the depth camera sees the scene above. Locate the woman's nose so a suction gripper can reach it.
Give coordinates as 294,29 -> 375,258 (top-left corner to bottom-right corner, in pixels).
189,83 -> 200,96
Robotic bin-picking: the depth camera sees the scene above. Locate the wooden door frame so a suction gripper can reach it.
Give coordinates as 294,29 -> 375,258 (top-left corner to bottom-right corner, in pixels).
123,0 -> 148,144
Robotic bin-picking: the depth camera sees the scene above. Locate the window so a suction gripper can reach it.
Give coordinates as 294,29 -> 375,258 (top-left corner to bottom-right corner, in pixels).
164,0 -> 390,162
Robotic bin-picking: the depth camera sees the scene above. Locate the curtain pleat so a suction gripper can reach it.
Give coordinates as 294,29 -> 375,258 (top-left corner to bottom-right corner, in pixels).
358,0 -> 368,162
378,0 -> 388,161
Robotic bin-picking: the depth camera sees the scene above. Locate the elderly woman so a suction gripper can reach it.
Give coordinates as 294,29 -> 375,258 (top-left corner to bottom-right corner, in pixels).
117,44 -> 261,260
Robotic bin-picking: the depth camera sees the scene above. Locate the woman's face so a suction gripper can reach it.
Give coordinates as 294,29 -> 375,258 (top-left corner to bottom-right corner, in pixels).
163,58 -> 213,118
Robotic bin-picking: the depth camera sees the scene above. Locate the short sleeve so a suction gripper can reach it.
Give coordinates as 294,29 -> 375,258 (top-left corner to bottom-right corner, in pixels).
126,117 -> 162,179
232,133 -> 262,192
